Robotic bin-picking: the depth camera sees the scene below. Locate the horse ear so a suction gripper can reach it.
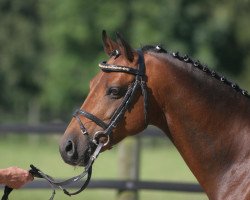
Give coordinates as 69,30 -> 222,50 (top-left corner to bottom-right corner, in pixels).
116,32 -> 134,62
102,30 -> 118,56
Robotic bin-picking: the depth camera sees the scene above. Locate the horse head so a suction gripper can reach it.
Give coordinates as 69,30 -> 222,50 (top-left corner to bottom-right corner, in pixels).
59,31 -> 160,166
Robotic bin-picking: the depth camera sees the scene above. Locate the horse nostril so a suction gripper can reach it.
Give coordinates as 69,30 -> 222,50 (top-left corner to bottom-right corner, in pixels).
65,140 -> 75,157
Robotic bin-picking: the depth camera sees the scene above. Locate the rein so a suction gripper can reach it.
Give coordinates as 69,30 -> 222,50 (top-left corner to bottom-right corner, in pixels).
1,50 -> 148,200
1,143 -> 103,200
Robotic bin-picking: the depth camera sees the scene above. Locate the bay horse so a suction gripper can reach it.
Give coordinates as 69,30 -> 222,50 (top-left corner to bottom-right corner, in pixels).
59,31 -> 250,200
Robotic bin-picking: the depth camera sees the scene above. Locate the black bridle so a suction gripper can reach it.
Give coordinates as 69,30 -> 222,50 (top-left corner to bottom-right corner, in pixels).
1,50 -> 148,200
73,49 -> 148,148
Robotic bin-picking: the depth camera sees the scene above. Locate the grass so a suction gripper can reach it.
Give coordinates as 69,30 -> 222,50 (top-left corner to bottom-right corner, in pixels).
0,134 -> 208,200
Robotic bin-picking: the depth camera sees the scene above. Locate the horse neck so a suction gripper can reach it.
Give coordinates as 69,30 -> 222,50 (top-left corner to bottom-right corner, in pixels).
146,53 -> 250,198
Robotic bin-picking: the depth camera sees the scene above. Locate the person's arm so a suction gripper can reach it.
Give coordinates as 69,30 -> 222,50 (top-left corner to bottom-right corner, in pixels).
0,167 -> 33,189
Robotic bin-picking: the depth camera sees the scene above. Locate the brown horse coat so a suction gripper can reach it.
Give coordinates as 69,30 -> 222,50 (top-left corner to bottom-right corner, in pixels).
60,32 -> 250,200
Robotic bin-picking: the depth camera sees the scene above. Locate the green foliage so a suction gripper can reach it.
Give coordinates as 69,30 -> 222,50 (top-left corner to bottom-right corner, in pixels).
0,0 -> 42,118
0,0 -> 249,122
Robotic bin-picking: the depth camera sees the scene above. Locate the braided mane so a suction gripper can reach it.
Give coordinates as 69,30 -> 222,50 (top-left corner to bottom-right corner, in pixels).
141,45 -> 250,99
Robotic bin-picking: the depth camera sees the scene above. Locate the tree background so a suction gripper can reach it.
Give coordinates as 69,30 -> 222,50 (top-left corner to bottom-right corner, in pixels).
0,0 -> 250,123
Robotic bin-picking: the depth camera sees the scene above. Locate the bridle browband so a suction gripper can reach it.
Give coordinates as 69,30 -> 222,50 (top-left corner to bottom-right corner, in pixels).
73,49 -> 148,148
1,50 -> 148,200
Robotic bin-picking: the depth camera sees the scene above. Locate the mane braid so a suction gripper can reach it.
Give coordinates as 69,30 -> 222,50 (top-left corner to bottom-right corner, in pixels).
141,45 -> 167,53
142,45 -> 250,99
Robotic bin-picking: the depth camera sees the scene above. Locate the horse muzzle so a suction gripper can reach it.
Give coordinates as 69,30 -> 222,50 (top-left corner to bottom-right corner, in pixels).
59,133 -> 93,166
59,129 -> 111,166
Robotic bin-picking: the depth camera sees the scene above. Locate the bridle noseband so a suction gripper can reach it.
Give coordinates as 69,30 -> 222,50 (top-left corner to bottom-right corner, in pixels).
73,49 -> 148,148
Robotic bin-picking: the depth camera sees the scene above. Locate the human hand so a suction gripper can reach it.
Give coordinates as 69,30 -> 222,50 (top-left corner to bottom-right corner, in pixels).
2,167 -> 34,189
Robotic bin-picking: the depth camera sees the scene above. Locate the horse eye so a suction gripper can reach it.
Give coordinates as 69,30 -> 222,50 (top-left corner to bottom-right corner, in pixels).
107,87 -> 123,98
109,87 -> 119,95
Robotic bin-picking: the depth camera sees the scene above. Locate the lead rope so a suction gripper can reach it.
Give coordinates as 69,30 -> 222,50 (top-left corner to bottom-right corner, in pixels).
1,143 -> 103,200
